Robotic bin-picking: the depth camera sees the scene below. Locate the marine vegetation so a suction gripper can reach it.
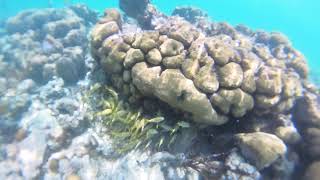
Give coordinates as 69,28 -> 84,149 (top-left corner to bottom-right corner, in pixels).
85,83 -> 196,154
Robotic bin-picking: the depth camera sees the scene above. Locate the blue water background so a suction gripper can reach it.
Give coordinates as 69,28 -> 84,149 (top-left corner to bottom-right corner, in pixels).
0,0 -> 319,83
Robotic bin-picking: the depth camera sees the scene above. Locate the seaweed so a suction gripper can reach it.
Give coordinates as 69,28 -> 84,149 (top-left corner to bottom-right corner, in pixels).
85,83 -> 195,154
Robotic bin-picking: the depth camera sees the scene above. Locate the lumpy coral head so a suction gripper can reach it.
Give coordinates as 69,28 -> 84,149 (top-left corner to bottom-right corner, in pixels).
90,8 -> 308,125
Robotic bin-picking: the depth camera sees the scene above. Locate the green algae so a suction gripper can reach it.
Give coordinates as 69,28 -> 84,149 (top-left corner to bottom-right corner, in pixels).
85,83 -> 194,154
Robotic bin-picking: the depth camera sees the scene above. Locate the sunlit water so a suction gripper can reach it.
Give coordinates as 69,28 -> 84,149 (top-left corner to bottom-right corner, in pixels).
1,0 -> 320,84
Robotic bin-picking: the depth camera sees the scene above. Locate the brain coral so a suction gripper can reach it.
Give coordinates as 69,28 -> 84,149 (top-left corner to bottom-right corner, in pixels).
90,8 -> 308,125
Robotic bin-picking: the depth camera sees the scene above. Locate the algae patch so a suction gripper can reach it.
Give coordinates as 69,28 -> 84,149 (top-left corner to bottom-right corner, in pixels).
85,83 -> 195,154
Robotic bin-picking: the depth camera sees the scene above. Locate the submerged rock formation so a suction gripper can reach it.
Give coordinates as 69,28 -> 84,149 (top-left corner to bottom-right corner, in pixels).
172,6 -> 208,23
90,7 -> 307,125
235,132 -> 287,170
119,0 -> 162,29
292,90 -> 320,178
0,4 -> 97,84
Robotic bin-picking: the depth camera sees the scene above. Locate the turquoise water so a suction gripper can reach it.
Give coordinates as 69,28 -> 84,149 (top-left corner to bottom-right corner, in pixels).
1,0 -> 319,75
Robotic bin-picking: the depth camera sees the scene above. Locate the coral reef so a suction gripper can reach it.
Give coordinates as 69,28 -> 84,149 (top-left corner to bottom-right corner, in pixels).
292,90 -> 320,178
172,6 -> 208,23
89,1 -> 319,179
304,161 -> 320,180
235,132 -> 287,170
90,7 -> 307,126
119,0 -> 162,29
0,4 -> 96,85
0,1 -> 319,179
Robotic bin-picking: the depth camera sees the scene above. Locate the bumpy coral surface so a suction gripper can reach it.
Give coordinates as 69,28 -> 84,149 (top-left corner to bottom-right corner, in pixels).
0,5 -> 96,84
90,8 -> 308,125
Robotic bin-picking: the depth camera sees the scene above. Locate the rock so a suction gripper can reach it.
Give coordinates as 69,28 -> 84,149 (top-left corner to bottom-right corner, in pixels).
235,132 -> 287,170
48,159 -> 59,173
304,128 -> 320,158
66,174 -> 81,180
154,69 -> 225,125
304,161 -> 320,180
172,6 -> 208,24
169,25 -> 195,46
275,126 -> 301,144
241,70 -> 256,93
269,32 -> 290,46
274,98 -> 295,113
210,88 -> 254,117
132,32 -> 160,49
69,4 -> 97,24
162,53 -> 185,68
255,94 -> 280,109
0,78 -> 7,94
16,79 -> 36,94
63,29 -> 87,47
119,0 -> 150,20
294,92 -> 320,128
101,8 -> 122,27
120,0 -> 159,28
181,58 -> 200,79
42,64 -> 57,82
241,54 -> 262,73
214,22 -> 238,38
38,78 -> 66,101
289,56 -> 309,79
26,54 -> 48,83
0,160 -> 22,180
159,39 -> 184,57
270,151 -> 299,180
188,38 -> 207,60
131,62 -> 161,96
122,34 -> 135,45
0,93 -> 31,121
123,70 -> 131,83
15,128 -> 28,142
223,150 -> 261,180
17,130 -> 48,179
253,44 -> 272,60
265,58 -> 286,68
109,43 -> 130,62
206,36 -> 235,65
217,62 -> 244,88
5,144 -> 19,159
256,66 -> 283,95
282,73 -> 302,98
101,55 -> 124,74
235,35 -> 253,50
146,48 -> 162,65
56,55 -> 85,84
140,38 -> 157,53
55,98 -> 78,115
91,21 -> 119,47
194,63 -> 219,94
124,48 -> 144,68
1,6 -> 94,85
42,35 -> 64,54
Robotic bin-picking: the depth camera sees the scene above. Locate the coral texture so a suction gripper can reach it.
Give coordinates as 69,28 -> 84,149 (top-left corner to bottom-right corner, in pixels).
91,8 -> 307,125
235,132 -> 287,170
0,4 -> 96,84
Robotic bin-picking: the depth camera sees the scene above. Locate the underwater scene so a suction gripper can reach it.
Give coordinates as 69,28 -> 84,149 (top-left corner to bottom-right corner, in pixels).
0,0 -> 319,179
